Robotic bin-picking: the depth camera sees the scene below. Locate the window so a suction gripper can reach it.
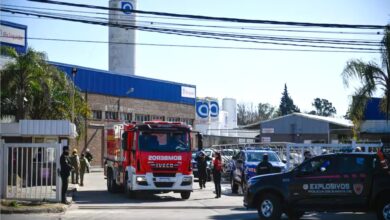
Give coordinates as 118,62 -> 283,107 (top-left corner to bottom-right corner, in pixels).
300,157 -> 334,174
338,156 -> 370,173
150,115 -> 165,121
105,111 -> 118,120
167,117 -> 180,122
119,113 -> 132,121
92,110 -> 102,120
180,118 -> 194,126
135,114 -> 150,122
138,131 -> 190,152
245,151 -> 281,163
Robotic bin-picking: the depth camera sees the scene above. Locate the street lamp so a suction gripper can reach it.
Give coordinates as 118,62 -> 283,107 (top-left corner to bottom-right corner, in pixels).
71,67 -> 77,123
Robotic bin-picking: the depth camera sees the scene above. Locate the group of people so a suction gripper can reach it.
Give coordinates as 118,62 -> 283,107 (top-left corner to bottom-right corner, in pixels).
60,146 -> 93,204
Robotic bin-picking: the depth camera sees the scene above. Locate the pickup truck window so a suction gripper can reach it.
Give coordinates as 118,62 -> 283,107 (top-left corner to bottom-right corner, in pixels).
300,157 -> 334,174
338,156 -> 370,173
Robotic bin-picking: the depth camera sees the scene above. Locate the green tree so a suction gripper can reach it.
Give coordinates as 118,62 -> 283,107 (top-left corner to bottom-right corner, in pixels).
309,98 -> 337,117
1,47 -> 91,136
278,84 -> 300,116
257,102 -> 276,120
341,26 -> 390,132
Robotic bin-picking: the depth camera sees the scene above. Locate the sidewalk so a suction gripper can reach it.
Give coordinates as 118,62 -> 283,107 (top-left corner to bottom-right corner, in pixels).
73,170 -> 245,210
0,181 -> 78,214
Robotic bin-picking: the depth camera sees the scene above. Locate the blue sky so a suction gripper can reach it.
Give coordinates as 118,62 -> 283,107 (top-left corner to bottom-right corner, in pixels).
2,0 -> 390,117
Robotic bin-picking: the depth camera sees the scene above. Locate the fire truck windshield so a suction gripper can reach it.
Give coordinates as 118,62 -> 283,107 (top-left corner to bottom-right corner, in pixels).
138,131 -> 190,152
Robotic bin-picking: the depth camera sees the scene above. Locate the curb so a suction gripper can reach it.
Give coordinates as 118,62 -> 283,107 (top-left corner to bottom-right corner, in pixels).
0,188 -> 76,214
0,204 -> 68,214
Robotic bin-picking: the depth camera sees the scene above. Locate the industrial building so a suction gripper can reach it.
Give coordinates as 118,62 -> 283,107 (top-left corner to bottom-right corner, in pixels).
1,20 -> 196,167
359,98 -> 390,144
258,113 -> 353,144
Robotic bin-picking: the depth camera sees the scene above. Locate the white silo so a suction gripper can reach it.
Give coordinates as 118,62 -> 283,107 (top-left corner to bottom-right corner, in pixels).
109,0 -> 136,75
222,98 -> 237,129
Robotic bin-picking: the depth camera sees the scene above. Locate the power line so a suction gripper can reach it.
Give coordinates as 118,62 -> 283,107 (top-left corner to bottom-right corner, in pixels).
0,8 -> 382,54
1,4 -> 384,36
2,7 -> 380,45
0,8 -> 381,50
28,0 -> 387,29
0,35 -> 379,53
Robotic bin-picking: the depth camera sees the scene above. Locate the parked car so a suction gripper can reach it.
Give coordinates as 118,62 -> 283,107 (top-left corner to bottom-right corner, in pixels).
230,149 -> 286,194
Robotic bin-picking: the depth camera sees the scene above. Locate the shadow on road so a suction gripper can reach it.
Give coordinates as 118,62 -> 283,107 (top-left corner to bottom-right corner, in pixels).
73,190 -> 187,204
210,212 -> 258,220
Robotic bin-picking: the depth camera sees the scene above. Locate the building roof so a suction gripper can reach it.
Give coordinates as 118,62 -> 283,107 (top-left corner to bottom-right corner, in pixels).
51,61 -> 196,106
1,120 -> 77,138
260,112 -> 353,128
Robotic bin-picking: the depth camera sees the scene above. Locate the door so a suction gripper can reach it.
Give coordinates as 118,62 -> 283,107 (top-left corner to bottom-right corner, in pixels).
289,156 -> 339,210
334,155 -> 373,209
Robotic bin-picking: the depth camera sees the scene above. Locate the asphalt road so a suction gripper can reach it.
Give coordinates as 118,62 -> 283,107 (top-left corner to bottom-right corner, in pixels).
1,171 -> 377,220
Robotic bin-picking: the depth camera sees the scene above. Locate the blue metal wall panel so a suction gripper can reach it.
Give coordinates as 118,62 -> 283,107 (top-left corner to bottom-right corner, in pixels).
364,98 -> 387,120
51,62 -> 196,105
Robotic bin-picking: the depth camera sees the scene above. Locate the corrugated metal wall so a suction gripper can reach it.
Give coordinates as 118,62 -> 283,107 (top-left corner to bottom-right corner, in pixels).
260,115 -> 329,134
52,62 -> 196,106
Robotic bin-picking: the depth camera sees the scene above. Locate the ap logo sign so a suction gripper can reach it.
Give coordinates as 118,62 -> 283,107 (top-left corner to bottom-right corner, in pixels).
121,1 -> 133,14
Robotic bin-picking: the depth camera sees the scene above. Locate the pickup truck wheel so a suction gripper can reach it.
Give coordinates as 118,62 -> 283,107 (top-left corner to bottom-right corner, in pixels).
257,193 -> 282,220
181,191 -> 191,200
231,178 -> 238,194
378,198 -> 390,220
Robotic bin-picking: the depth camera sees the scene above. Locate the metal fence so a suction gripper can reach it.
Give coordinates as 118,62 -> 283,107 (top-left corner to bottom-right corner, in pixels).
210,141 -> 383,171
1,143 -> 62,202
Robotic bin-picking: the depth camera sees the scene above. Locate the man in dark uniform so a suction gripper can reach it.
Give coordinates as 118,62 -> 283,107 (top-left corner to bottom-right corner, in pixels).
256,154 -> 273,175
60,146 -> 73,204
195,150 -> 211,189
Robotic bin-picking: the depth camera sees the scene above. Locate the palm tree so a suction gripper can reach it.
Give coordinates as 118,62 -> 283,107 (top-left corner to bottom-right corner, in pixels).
1,46 -> 90,137
341,26 -> 390,132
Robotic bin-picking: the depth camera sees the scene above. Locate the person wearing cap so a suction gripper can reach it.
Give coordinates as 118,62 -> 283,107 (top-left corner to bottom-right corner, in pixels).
70,149 -> 80,184
79,153 -> 90,186
303,150 -> 312,162
60,146 -> 73,204
256,154 -> 273,175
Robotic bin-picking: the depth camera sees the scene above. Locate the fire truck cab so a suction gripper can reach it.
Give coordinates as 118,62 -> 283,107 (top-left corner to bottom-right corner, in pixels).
105,121 -> 193,199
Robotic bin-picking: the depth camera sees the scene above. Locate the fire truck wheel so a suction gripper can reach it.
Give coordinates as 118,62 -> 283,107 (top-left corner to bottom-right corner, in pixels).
107,170 -> 119,193
181,191 -> 191,200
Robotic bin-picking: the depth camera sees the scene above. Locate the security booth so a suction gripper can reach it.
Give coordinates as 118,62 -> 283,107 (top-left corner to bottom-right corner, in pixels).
0,120 -> 77,202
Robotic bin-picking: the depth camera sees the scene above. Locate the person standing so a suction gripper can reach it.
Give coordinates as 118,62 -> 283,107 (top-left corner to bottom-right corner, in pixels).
256,154 -> 273,175
85,148 -> 93,172
303,150 -> 312,162
79,153 -> 90,186
195,151 -> 211,189
70,149 -> 80,184
60,146 -> 73,204
213,152 -> 223,198
85,148 -> 93,163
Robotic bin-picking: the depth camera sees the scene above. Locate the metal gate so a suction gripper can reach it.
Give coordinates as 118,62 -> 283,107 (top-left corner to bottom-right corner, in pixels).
211,142 -> 383,171
2,143 -> 62,202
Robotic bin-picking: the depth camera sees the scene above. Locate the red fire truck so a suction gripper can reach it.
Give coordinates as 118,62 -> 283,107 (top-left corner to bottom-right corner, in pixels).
104,121 -> 193,199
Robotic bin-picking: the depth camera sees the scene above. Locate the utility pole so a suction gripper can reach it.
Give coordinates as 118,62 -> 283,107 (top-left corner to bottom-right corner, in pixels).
71,67 -> 77,123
